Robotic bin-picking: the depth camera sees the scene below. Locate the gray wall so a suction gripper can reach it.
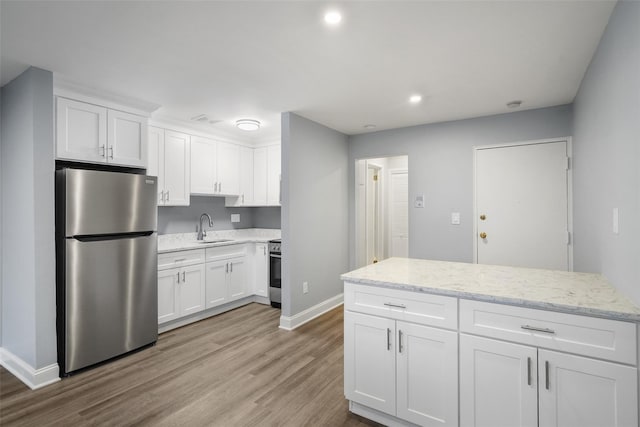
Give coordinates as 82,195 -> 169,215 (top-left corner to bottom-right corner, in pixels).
348,105 -> 573,269
252,207 -> 281,229
158,197 -> 254,234
572,1 -> 640,304
1,67 -> 56,368
281,113 -> 349,317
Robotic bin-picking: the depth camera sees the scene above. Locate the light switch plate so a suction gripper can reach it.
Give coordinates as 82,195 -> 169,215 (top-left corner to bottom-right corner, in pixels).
231,213 -> 240,223
415,195 -> 425,208
451,212 -> 460,225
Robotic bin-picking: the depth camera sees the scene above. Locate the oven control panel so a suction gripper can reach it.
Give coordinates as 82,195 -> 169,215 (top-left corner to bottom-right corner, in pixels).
269,240 -> 281,254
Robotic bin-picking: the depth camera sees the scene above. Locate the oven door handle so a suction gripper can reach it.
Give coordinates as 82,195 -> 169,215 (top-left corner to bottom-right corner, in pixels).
270,254 -> 282,259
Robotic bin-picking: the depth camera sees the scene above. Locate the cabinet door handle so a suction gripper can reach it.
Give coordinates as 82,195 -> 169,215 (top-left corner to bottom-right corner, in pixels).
160,191 -> 164,203
387,328 -> 391,351
219,182 -> 222,193
242,194 -> 245,204
108,146 -> 114,159
545,360 -> 550,390
226,263 -> 229,273
527,357 -> 532,386
99,145 -> 106,158
263,246 -> 266,255
230,262 -> 233,273
384,302 -> 406,309
176,272 -> 180,283
398,330 -> 404,353
166,190 -> 170,201
521,325 -> 555,334
182,271 -> 186,282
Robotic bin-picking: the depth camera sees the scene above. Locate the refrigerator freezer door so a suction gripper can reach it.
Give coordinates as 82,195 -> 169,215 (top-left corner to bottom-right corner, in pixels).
64,233 -> 158,373
63,168 -> 157,236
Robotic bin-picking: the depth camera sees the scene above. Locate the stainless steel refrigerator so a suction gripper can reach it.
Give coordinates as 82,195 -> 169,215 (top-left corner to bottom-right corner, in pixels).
56,167 -> 158,376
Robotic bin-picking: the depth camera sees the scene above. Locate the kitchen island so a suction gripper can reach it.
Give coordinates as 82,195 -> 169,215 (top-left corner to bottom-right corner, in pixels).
341,257 -> 640,427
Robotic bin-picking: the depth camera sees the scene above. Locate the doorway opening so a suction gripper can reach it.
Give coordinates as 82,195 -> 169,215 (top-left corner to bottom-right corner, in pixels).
355,156 -> 409,268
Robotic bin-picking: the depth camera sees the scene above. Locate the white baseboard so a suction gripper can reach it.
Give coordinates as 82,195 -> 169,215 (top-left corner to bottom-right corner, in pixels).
158,296 -> 257,333
349,401 -> 418,427
279,293 -> 344,331
0,348 -> 60,390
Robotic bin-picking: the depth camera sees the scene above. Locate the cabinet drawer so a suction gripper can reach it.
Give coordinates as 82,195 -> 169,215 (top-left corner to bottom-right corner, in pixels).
344,282 -> 457,330
460,299 -> 637,365
158,249 -> 205,270
205,244 -> 246,262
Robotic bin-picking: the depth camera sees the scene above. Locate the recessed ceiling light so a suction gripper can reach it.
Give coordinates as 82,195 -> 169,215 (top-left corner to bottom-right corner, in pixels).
507,100 -> 523,108
236,119 -> 261,131
324,10 -> 342,25
409,94 -> 422,104
364,124 -> 376,129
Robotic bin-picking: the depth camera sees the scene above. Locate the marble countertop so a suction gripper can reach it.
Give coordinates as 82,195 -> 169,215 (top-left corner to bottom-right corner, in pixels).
341,257 -> 640,322
158,228 -> 280,253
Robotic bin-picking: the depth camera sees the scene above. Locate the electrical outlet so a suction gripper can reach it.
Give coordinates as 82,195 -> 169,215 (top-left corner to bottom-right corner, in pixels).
303,281 -> 309,294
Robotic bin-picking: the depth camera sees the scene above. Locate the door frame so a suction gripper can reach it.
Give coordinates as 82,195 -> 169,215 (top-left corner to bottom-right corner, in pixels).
366,161 -> 384,264
472,137 -> 573,270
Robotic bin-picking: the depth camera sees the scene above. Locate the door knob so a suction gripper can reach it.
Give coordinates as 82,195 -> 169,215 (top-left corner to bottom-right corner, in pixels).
480,214 -> 486,220
479,232 -> 487,239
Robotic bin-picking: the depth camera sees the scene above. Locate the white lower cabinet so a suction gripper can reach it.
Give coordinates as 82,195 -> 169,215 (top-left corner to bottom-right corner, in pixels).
157,263 -> 205,324
459,299 -> 638,427
253,243 -> 269,301
344,283 -> 459,427
205,246 -> 248,309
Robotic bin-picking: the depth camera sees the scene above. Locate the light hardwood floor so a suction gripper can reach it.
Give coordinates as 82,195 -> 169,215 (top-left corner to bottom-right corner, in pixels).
0,303 -> 380,426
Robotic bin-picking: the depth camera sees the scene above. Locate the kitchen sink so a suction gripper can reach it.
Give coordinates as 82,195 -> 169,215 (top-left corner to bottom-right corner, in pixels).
197,239 -> 233,244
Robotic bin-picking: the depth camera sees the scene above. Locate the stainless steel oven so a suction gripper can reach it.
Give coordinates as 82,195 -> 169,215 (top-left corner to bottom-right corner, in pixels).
269,239 -> 281,308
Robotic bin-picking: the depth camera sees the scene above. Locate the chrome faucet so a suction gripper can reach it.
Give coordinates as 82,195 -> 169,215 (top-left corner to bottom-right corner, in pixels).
197,213 -> 214,240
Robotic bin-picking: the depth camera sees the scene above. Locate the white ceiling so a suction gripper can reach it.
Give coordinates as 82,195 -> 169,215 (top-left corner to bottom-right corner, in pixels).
0,1 -> 616,144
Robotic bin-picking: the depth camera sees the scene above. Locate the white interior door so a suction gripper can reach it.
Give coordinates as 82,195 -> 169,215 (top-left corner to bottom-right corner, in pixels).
475,140 -> 570,270
389,170 -> 408,258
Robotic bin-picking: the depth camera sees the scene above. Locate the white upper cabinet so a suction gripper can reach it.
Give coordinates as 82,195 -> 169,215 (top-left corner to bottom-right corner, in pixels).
216,141 -> 240,195
250,143 -> 280,206
56,97 -> 147,168
190,136 -> 217,194
148,127 -> 190,206
56,97 -> 107,163
107,109 -> 147,167
191,136 -> 240,196
253,146 -> 268,205
267,144 -> 281,205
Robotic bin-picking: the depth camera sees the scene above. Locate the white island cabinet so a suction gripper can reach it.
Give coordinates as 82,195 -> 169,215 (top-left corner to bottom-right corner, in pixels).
342,258 -> 640,427
344,283 -> 459,427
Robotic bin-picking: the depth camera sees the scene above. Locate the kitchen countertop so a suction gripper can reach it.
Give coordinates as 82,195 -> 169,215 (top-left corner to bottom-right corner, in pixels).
341,257 -> 640,322
158,228 -> 280,253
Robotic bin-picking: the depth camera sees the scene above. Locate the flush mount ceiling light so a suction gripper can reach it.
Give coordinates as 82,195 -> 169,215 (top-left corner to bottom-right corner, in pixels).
409,94 -> 423,104
507,100 -> 523,109
236,119 -> 261,131
324,10 -> 342,25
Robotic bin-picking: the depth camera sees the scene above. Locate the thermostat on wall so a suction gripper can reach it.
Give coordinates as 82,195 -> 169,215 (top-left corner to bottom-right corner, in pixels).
415,195 -> 425,208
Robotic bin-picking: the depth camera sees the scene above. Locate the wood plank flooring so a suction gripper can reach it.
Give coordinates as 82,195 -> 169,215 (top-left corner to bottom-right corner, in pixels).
0,303 -> 380,427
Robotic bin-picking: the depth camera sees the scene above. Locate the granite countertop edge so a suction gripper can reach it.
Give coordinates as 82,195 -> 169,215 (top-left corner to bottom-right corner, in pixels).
340,274 -> 640,323
158,229 -> 280,254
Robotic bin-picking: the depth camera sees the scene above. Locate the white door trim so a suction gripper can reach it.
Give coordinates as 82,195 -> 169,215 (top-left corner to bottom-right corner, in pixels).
472,137 -> 573,271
